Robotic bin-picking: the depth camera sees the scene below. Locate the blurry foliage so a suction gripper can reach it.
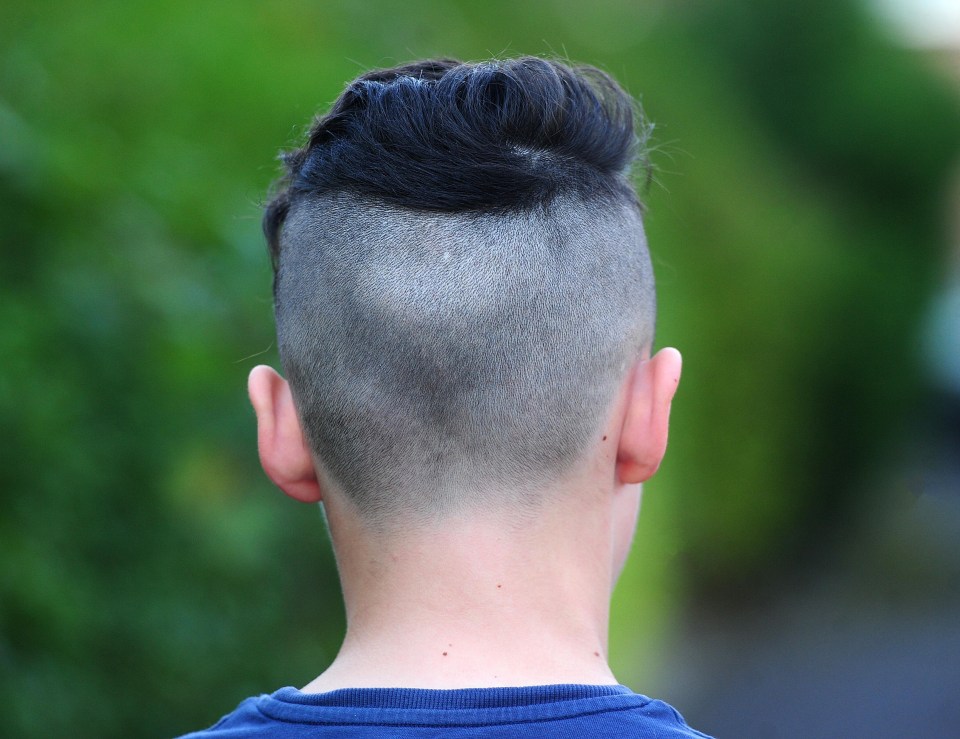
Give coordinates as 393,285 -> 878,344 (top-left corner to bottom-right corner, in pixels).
659,0 -> 960,593
1,1 -> 957,736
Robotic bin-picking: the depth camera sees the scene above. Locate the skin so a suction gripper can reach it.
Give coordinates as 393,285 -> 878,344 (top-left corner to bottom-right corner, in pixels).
248,346 -> 682,690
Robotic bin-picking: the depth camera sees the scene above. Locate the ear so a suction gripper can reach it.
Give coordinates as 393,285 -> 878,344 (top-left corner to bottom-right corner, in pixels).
247,365 -> 323,503
616,348 -> 682,484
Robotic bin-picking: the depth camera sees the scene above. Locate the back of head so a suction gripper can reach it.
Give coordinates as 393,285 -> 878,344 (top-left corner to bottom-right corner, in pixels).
264,57 -> 656,525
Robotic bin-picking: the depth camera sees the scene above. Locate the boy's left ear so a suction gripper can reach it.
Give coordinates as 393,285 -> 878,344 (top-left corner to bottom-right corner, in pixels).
247,365 -> 323,503
616,348 -> 682,485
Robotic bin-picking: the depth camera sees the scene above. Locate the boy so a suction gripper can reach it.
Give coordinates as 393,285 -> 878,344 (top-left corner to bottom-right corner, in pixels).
184,56 -> 707,737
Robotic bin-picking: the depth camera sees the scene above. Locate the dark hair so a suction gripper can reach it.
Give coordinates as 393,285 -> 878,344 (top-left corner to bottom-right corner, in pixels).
264,57 -> 652,269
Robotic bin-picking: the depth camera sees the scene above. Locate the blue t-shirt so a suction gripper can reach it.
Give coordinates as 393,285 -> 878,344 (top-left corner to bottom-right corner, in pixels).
180,683 -> 712,738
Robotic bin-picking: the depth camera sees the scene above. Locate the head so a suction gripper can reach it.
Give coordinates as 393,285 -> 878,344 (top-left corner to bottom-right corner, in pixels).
251,57 -> 677,532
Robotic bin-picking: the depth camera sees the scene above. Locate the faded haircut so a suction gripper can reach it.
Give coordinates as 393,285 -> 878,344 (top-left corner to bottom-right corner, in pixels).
263,57 -> 657,523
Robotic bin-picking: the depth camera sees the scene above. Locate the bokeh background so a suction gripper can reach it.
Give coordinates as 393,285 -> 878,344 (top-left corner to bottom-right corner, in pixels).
2,1 -> 959,736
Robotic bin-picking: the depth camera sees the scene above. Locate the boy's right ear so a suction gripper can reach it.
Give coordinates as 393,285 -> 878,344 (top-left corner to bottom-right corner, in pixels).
247,365 -> 323,503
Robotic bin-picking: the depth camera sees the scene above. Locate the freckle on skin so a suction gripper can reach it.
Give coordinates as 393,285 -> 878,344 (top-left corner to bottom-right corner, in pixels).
496,584 -> 502,589
594,651 -> 600,657
442,651 -> 448,656
602,435 -> 607,441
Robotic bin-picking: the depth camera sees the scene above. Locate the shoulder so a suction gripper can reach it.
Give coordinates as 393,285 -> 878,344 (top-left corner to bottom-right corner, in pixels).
613,695 -> 714,738
176,695 -> 280,738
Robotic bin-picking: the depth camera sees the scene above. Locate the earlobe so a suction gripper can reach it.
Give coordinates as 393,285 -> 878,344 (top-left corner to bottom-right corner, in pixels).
616,348 -> 682,485
247,365 -> 323,503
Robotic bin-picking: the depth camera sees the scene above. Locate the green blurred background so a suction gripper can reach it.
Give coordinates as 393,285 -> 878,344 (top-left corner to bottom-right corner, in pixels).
3,1 -> 960,736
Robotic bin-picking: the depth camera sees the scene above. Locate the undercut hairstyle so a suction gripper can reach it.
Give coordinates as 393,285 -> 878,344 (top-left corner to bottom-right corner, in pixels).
264,57 -> 657,524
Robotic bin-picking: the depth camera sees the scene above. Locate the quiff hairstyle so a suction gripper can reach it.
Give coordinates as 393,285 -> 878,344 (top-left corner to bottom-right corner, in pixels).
263,57 -> 657,524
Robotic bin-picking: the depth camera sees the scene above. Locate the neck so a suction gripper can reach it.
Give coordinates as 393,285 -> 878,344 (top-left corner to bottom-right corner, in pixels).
303,493 -> 620,692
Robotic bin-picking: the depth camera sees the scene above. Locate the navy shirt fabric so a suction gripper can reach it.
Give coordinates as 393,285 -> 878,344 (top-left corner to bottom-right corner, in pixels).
180,683 -> 712,738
